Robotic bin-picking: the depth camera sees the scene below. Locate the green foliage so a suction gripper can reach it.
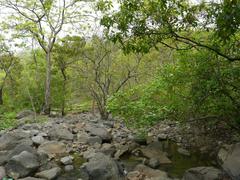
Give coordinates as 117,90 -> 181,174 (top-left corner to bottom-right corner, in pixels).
0,108 -> 17,130
107,49 -> 240,129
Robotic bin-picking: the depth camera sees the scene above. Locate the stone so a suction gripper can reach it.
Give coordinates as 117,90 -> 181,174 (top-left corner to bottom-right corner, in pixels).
36,167 -> 61,180
99,143 -> 116,157
64,165 -> 74,172
0,151 -> 9,165
0,131 -> 31,151
6,151 -> 40,179
183,166 -> 223,180
18,178 -> 46,180
77,132 -> 90,144
218,143 -> 240,179
60,156 -> 73,165
134,164 -> 171,180
38,141 -> 66,157
158,133 -> 168,141
32,135 -> 45,145
82,148 -> 96,160
49,126 -> 73,141
114,145 -> 129,159
177,147 -> 190,156
85,125 -> 112,142
0,166 -> 6,179
140,142 -> 172,164
7,144 -> 36,160
16,110 -> 35,119
148,158 -> 160,169
82,153 -> 124,180
87,136 -> 102,145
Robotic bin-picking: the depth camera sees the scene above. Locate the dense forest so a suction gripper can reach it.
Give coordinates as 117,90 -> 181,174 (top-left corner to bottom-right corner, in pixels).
0,0 -> 239,180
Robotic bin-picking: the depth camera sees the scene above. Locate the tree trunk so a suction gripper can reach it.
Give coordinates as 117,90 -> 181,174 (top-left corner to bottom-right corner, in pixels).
42,51 -> 52,115
61,70 -> 67,116
0,88 -> 3,105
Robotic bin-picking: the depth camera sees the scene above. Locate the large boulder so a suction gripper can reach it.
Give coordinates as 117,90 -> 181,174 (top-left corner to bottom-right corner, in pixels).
0,131 -> 31,151
183,166 -> 223,180
48,126 -> 73,141
82,153 -> 124,180
85,125 -> 112,142
139,142 -> 172,164
218,143 -> 240,179
38,141 -> 66,157
6,151 -> 40,179
35,167 -> 61,180
128,164 -> 171,180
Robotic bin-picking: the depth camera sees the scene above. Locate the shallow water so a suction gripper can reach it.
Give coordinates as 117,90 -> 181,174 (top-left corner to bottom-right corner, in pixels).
58,141 -> 216,179
121,140 -> 216,178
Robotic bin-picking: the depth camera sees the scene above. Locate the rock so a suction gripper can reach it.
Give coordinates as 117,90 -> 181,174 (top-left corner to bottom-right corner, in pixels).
148,158 -> 160,169
16,110 -> 34,119
36,167 -> 61,180
0,131 -> 31,151
86,125 -> 112,142
87,136 -> 102,145
6,151 -> 40,179
32,135 -> 45,145
64,165 -> 74,172
82,153 -> 124,180
158,133 -> 168,141
82,148 -> 96,160
218,143 -> 240,179
0,151 -> 9,165
60,156 -> 73,165
177,147 -> 190,156
140,142 -> 172,164
18,178 -> 46,180
133,135 -> 146,145
183,166 -> 223,180
38,141 -> 66,157
114,145 -> 129,159
49,126 -> 73,141
134,164 -> 171,180
127,171 -> 141,180
0,166 -> 6,179
6,144 -> 37,163
77,132 -> 90,144
99,143 -> 116,157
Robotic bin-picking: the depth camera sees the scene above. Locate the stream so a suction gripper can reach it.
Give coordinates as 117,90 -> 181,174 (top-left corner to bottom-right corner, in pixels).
58,140 -> 216,179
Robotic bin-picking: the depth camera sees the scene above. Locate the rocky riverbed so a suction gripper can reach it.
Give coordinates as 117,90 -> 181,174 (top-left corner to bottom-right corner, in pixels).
0,112 -> 239,180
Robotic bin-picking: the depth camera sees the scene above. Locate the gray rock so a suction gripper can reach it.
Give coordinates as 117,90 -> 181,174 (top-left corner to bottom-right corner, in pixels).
139,142 -> 172,164
158,133 -> 168,141
36,167 -> 61,180
16,110 -> 35,119
82,153 -> 124,180
0,131 -> 31,151
0,166 -> 6,179
49,126 -> 73,141
86,125 -> 112,142
218,143 -> 240,179
134,164 -> 171,180
6,151 -> 40,179
77,132 -> 90,144
183,166 -> 223,180
64,165 -> 74,172
114,145 -> 129,159
60,156 -> 73,165
18,177 -> 46,180
87,136 -> 102,145
0,151 -> 9,165
38,141 -> 66,157
177,147 -> 190,156
32,135 -> 45,145
99,143 -> 116,157
148,158 -> 160,169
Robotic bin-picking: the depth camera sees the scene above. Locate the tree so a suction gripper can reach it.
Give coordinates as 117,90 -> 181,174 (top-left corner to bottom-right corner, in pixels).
78,36 -> 142,119
0,43 -> 19,105
53,36 -> 86,116
99,0 -> 240,62
0,0 -> 92,114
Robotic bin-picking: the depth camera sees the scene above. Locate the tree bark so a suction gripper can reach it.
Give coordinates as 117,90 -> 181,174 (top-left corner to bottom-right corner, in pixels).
0,88 -> 3,105
42,51 -> 52,115
61,68 -> 67,116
